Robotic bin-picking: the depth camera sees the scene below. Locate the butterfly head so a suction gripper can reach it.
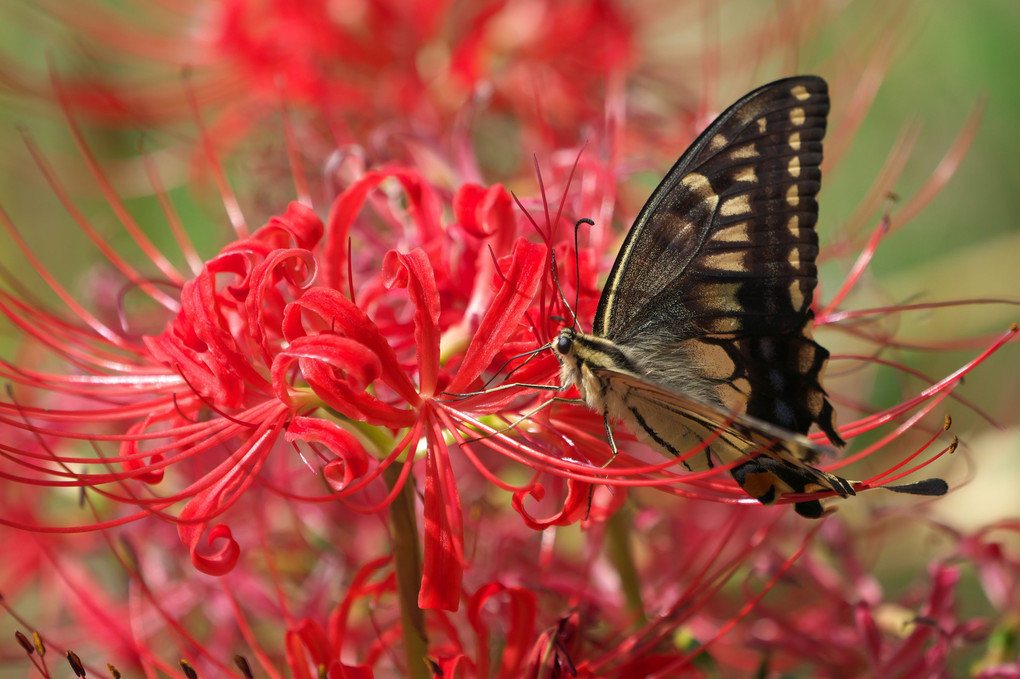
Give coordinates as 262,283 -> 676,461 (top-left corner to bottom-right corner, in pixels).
551,327 -> 581,388
552,326 -> 643,406
553,327 -> 576,358
553,326 -> 610,404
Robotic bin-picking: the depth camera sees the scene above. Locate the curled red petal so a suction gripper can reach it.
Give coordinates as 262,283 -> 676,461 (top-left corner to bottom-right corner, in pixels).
275,334 -> 382,391
144,325 -> 244,409
453,182 -> 516,240
283,286 -> 418,404
263,201 -> 325,250
285,416 -> 370,491
175,418 -> 283,574
321,168 -> 441,291
321,171 -> 388,291
302,360 -> 415,428
394,170 -> 443,244
246,248 -> 317,366
220,202 -> 324,259
146,257 -> 272,406
511,479 -> 591,530
272,335 -> 414,426
382,248 -> 441,397
177,517 -> 240,577
205,249 -> 256,297
447,237 -> 546,394
453,183 -> 489,235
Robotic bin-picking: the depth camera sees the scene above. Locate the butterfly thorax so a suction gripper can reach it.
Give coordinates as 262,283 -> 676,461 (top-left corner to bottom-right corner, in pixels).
554,326 -> 727,411
553,326 -> 729,468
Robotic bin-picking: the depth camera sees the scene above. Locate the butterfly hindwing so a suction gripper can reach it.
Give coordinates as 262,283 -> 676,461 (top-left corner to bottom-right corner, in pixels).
591,366 -> 855,517
674,321 -> 844,446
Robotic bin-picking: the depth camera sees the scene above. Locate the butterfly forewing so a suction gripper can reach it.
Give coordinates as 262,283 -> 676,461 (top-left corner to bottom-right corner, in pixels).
594,76 -> 829,341
590,76 -> 841,445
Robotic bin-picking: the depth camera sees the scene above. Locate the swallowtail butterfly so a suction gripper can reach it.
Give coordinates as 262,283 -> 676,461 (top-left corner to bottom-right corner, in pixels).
552,76 -> 946,517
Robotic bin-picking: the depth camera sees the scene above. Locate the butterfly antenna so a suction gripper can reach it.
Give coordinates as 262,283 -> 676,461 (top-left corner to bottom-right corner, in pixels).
550,249 -> 580,329
573,217 -> 593,331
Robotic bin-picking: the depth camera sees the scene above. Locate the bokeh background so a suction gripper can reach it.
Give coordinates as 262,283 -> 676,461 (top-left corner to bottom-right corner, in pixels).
0,0 -> 1018,675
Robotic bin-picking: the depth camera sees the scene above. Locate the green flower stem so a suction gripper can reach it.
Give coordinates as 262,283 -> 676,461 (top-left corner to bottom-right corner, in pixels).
606,504 -> 647,624
384,464 -> 429,679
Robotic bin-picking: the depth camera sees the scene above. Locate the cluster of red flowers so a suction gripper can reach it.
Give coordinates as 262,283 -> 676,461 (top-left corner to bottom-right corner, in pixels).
1,1 -> 1017,677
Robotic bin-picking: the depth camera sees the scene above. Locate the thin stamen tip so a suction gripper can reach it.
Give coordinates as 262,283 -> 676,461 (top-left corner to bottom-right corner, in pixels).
14,631 -> 34,655
32,632 -> 45,657
234,655 -> 254,679
67,650 -> 85,677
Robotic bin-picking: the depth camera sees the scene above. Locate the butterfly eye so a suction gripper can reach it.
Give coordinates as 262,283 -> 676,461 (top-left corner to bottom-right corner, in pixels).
556,334 -> 573,355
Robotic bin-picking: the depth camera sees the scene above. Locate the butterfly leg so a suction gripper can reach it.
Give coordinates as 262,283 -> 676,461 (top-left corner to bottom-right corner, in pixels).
600,412 -> 621,467
468,394 -> 585,443
516,395 -> 586,424
439,381 -> 563,402
586,412 -> 620,511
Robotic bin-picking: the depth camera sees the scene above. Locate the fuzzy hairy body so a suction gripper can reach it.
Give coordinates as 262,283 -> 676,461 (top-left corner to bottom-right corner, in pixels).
555,327 -> 723,469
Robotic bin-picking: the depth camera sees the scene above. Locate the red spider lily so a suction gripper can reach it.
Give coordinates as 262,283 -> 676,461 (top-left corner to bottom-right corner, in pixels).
1,161 -> 548,608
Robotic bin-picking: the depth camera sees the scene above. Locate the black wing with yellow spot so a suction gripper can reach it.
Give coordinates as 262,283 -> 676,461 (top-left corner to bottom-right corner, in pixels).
592,76 -> 842,448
